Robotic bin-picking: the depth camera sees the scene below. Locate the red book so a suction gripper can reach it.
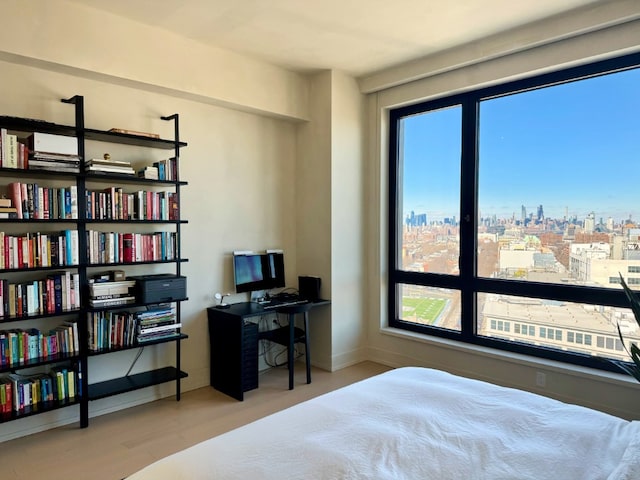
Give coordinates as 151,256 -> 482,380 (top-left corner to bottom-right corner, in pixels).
3,236 -> 9,269
122,233 -> 133,263
17,237 -> 23,269
146,191 -> 152,220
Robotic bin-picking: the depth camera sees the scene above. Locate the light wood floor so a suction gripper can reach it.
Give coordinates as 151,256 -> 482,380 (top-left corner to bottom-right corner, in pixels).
1,361 -> 391,480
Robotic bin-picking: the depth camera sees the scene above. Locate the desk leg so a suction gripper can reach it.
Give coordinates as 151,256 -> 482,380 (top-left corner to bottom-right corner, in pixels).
288,313 -> 295,390
304,311 -> 311,384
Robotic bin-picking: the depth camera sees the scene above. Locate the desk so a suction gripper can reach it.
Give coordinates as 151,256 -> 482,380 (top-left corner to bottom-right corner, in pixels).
207,300 -> 330,400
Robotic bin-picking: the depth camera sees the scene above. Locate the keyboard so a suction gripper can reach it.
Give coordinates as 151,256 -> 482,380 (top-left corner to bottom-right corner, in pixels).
261,298 -> 308,310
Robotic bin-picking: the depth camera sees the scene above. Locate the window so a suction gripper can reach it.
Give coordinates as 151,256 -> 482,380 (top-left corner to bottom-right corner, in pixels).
389,52 -> 640,372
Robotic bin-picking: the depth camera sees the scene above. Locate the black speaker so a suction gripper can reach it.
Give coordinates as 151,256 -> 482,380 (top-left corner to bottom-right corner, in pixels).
298,276 -> 321,302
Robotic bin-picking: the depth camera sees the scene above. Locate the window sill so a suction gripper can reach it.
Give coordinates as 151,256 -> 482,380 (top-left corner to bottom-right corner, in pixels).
380,326 -> 638,389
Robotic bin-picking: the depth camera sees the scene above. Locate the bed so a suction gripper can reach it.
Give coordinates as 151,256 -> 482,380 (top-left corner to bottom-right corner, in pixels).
126,367 -> 640,479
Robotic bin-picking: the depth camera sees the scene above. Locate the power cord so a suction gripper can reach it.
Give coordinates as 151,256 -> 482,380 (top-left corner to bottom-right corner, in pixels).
125,347 -> 145,376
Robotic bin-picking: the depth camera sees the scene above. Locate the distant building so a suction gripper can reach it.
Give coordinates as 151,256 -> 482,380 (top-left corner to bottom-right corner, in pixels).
584,212 -> 596,234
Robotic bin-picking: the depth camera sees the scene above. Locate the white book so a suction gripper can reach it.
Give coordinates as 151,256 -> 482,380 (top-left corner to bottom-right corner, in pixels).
37,186 -> 44,219
26,283 -> 36,314
29,132 -> 78,156
40,233 -> 48,268
73,273 -> 80,309
0,127 -> 6,166
139,323 -> 181,334
69,185 -> 78,219
6,134 -> 18,168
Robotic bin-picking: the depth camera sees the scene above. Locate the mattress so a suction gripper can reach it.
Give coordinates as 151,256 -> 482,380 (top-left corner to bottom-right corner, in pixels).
126,366 -> 640,479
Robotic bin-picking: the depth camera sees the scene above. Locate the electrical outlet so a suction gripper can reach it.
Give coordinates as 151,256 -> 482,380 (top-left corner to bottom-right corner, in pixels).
536,371 -> 546,388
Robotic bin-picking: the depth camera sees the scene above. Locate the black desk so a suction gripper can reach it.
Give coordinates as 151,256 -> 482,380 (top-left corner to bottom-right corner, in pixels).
207,300 -> 330,400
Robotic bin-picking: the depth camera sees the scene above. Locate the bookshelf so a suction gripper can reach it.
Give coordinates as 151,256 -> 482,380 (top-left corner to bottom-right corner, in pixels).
0,95 -> 188,428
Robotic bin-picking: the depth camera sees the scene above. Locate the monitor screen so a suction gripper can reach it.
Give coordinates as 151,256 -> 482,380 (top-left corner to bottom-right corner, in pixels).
233,251 -> 286,293
233,253 -> 265,293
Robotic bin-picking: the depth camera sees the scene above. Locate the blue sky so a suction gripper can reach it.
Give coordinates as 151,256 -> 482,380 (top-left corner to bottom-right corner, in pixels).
401,67 -> 640,223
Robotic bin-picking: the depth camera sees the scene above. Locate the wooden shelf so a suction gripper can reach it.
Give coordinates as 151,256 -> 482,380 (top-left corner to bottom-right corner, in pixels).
0,352 -> 81,373
0,397 -> 81,424
88,367 -> 187,400
84,128 -> 186,149
88,333 -> 188,356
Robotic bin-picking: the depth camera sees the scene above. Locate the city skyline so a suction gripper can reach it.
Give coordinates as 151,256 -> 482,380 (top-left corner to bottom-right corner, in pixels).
401,66 -> 640,224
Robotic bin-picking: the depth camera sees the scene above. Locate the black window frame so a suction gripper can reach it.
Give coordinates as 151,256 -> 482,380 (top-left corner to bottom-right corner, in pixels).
388,52 -> 640,373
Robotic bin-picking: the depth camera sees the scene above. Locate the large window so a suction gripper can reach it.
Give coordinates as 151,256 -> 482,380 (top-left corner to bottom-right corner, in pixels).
389,53 -> 640,371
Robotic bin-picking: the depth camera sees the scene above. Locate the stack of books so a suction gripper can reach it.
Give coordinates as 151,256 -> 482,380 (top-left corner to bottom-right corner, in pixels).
28,132 -> 80,173
137,165 -> 158,179
135,305 -> 180,343
88,279 -> 136,307
0,197 -> 17,219
85,155 -> 135,175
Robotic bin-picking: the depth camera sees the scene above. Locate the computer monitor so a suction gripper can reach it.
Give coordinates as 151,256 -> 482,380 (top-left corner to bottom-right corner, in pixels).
233,253 -> 265,293
264,251 -> 285,289
233,251 -> 286,293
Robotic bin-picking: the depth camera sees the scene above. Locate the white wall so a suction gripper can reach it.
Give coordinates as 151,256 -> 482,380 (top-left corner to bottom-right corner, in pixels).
365,17 -> 640,419
330,72 -> 367,368
295,71 -> 367,371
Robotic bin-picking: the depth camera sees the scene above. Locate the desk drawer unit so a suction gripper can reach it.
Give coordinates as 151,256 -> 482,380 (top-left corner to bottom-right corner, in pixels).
241,321 -> 258,391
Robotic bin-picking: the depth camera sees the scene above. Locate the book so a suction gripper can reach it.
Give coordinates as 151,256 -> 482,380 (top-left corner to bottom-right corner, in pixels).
137,331 -> 181,343
85,164 -> 135,175
137,166 -> 159,179
85,157 -> 132,166
108,128 -> 159,138
5,134 -> 18,168
0,128 -> 6,167
138,322 -> 181,335
28,132 -> 78,156
89,296 -> 135,307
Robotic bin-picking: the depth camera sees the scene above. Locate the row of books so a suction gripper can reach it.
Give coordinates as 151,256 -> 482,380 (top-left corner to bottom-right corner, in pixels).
88,310 -> 136,350
0,128 -> 29,169
0,323 -> 79,368
0,230 -> 79,270
0,272 -> 81,318
0,365 -> 80,415
137,158 -> 178,181
6,182 -> 78,220
88,306 -> 180,350
86,188 -> 178,221
86,231 -> 178,264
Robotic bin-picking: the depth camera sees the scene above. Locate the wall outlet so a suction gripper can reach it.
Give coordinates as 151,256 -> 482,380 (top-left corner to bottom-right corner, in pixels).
536,371 -> 546,388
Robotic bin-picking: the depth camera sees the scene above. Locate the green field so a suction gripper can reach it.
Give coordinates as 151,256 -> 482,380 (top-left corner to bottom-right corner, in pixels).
402,297 -> 447,324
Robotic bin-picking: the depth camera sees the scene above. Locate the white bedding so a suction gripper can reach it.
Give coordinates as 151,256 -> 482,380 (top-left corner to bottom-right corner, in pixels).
127,367 -> 640,480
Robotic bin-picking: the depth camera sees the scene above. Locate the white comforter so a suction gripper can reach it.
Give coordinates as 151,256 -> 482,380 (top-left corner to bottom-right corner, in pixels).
127,367 -> 640,479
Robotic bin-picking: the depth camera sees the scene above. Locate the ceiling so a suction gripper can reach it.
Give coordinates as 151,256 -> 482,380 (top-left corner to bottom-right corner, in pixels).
68,0 -> 602,77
